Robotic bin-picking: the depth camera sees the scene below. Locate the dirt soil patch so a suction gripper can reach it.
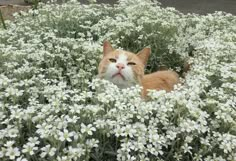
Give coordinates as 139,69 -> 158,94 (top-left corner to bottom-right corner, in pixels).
0,5 -> 31,20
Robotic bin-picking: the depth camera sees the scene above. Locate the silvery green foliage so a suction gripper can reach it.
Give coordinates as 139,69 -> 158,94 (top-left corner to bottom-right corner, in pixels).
0,0 -> 236,160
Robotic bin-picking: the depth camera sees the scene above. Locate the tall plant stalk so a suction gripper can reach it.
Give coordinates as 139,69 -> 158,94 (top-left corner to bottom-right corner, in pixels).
0,8 -> 7,29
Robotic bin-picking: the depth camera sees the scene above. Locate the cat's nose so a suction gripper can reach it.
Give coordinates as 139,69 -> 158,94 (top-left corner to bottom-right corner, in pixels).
116,63 -> 125,70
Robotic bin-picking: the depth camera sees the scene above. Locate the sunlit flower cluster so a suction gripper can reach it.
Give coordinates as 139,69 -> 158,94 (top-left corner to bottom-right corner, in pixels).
0,0 -> 235,160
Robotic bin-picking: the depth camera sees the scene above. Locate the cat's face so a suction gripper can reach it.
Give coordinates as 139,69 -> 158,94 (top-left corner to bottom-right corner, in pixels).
98,41 -> 150,88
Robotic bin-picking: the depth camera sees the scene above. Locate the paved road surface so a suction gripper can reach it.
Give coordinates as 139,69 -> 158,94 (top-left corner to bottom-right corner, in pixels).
158,0 -> 236,15
0,0 -> 236,15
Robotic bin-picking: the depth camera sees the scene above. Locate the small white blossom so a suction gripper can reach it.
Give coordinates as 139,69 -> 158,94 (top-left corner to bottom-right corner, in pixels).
40,145 -> 56,158
16,156 -> 28,161
4,141 -> 15,147
28,137 -> 40,145
81,123 -> 96,135
5,147 -> 20,160
22,143 -> 38,155
58,129 -> 74,142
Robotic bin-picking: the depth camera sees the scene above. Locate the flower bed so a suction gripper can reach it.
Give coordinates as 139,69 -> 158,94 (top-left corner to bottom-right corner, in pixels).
0,0 -> 236,160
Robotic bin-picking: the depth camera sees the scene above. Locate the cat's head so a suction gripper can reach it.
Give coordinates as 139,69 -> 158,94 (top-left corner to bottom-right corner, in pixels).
98,41 -> 150,88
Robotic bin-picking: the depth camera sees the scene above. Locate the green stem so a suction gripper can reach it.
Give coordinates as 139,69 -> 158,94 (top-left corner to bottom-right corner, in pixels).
85,147 -> 90,161
33,0 -> 39,10
0,9 -> 7,29
166,139 -> 177,160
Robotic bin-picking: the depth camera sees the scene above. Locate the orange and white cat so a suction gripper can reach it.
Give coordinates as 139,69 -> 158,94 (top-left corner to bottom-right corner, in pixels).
98,41 -> 179,97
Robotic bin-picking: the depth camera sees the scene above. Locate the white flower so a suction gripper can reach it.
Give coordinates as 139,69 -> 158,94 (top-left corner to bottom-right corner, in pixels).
36,123 -> 53,138
67,145 -> 85,159
181,143 -> 192,154
10,109 -> 23,120
81,123 -> 96,135
85,139 -> 99,148
16,156 -> 28,161
114,125 -> 124,137
123,124 -> 137,138
4,141 -> 15,147
94,119 -> 106,128
28,137 -> 40,145
8,128 -> 19,138
5,87 -> 23,97
5,147 -> 20,160
65,115 -> 79,123
126,155 -> 136,161
166,130 -> 177,140
22,143 -> 38,155
40,145 -> 56,158
57,155 -> 71,161
58,129 -> 74,142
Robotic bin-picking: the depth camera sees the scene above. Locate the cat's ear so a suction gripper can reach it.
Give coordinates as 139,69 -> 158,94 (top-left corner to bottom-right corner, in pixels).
137,47 -> 151,66
103,41 -> 114,57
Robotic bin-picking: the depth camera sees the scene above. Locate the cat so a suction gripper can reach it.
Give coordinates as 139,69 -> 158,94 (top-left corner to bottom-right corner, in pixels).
98,41 -> 180,97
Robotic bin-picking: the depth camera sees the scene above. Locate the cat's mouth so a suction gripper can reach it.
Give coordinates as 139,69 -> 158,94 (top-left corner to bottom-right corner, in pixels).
112,72 -> 126,80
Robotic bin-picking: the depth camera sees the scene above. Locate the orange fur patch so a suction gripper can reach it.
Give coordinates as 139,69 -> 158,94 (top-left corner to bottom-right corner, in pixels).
141,70 -> 179,97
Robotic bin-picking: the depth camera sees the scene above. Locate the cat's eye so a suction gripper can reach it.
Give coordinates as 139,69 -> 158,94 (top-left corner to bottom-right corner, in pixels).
127,62 -> 136,66
109,58 -> 117,63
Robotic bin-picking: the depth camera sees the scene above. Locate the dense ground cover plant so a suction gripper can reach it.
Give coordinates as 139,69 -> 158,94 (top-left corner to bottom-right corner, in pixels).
0,0 -> 236,160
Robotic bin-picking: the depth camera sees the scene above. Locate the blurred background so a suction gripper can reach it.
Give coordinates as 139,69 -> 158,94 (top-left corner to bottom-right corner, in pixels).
1,0 -> 236,20
78,0 -> 236,15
